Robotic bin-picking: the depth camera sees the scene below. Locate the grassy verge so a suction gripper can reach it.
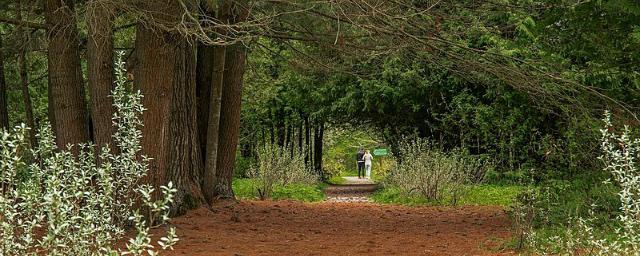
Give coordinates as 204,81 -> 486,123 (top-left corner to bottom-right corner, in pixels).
327,176 -> 346,185
371,184 -> 524,207
233,178 -> 326,202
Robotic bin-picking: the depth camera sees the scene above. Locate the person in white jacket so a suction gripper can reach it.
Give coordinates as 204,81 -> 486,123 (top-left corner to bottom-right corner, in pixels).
363,150 -> 374,179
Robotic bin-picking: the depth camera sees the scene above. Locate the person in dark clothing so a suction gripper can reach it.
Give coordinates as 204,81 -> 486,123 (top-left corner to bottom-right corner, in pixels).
356,148 -> 365,179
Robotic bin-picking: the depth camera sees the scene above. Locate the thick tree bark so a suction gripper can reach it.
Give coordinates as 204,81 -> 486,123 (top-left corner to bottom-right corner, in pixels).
0,37 -> 8,130
87,0 -> 116,153
214,41 -> 247,199
135,0 -> 204,214
197,44 -> 215,157
45,0 -> 90,150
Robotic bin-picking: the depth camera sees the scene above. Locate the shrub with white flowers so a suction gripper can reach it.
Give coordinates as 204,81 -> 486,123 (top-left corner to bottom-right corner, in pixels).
535,111 -> 640,255
0,53 -> 178,256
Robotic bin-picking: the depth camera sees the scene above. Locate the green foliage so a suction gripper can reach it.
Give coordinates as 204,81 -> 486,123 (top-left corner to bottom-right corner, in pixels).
233,178 -> 325,202
234,154 -> 255,178
232,178 -> 258,199
531,112 -> 640,255
0,57 -> 177,255
506,174 -> 620,234
250,143 -> 317,199
372,185 -> 523,207
323,128 -> 392,179
238,0 -> 640,187
459,185 -> 524,206
385,137 -> 493,205
271,183 -> 326,202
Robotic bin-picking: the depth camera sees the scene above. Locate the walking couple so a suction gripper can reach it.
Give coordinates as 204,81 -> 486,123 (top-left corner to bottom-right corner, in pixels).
356,148 -> 373,179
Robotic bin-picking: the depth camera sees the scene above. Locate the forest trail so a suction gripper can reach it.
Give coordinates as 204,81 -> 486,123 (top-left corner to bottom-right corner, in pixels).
325,176 -> 379,203
158,201 -> 515,256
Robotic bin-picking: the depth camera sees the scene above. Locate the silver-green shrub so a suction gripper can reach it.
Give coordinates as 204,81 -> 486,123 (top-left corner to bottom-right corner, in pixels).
0,53 -> 178,256
387,137 -> 491,205
250,144 -> 317,199
533,111 -> 640,255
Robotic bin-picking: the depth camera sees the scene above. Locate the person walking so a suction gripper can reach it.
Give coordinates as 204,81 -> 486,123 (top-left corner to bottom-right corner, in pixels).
363,149 -> 374,179
356,148 -> 365,179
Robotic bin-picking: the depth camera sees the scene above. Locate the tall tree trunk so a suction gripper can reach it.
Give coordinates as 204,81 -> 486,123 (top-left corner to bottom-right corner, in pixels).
285,121 -> 291,146
16,0 -> 36,143
297,115 -> 303,153
0,36 -> 8,130
87,0 -> 116,153
213,42 -> 247,199
18,47 -> 36,147
313,122 -> 324,178
45,0 -> 90,150
275,109 -> 285,146
200,44 -> 228,203
201,0 -> 230,205
197,43 -> 214,158
304,115 -> 310,166
214,26 -> 248,199
270,124 -> 275,145
287,122 -> 293,155
135,0 -> 204,214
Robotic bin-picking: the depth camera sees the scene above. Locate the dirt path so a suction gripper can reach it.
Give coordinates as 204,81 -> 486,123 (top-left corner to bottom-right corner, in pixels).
325,176 -> 379,203
157,200 -> 515,256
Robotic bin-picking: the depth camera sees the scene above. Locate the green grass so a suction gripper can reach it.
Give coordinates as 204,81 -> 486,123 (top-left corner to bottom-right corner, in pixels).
371,184 -> 524,207
232,178 -> 325,202
459,185 -> 524,206
327,176 -> 346,184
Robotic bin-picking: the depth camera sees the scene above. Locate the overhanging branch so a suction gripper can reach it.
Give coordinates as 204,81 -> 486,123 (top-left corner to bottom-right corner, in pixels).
0,17 -> 48,30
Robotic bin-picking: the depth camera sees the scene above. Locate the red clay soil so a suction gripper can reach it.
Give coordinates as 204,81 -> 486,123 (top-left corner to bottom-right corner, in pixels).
153,200 -> 515,256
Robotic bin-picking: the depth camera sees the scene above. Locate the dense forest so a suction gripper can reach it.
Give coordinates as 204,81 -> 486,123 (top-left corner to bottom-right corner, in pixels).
0,0 -> 639,255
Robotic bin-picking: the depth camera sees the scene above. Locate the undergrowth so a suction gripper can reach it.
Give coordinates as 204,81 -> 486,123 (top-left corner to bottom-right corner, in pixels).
372,185 -> 523,206
233,178 -> 325,202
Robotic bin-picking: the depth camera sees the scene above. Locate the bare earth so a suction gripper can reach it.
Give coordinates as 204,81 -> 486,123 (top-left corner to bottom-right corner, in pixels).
156,200 -> 515,256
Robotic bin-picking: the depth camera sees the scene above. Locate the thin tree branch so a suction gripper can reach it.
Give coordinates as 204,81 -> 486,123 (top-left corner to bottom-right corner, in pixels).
0,17 -> 47,30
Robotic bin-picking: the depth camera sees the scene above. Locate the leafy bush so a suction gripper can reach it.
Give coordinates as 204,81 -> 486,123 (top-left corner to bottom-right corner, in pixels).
0,55 -> 177,255
385,137 -> 492,205
249,144 -> 317,199
234,154 -> 255,178
533,112 -> 640,255
509,186 -> 541,251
